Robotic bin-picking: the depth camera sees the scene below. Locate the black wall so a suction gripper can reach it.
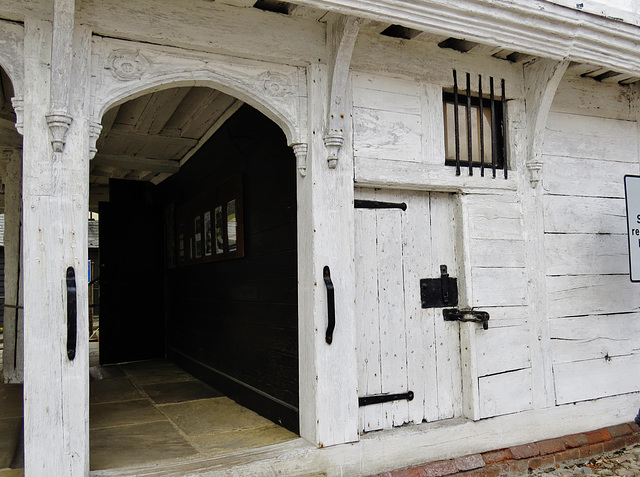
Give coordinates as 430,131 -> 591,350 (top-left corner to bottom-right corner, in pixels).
161,105 -> 298,432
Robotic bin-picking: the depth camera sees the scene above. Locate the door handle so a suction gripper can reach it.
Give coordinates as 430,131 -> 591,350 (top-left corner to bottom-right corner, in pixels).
323,266 -> 335,344
66,267 -> 77,360
443,308 -> 490,330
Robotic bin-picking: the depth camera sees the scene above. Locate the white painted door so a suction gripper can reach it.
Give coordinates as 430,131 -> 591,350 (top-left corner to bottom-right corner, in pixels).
355,188 -> 462,433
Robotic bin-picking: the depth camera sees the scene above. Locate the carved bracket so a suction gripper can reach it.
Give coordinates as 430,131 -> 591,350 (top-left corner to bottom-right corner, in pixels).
524,58 -> 570,188
291,142 -> 308,176
88,122 -> 102,159
10,97 -> 23,136
324,16 -> 361,169
45,111 -> 73,153
323,134 -> 343,169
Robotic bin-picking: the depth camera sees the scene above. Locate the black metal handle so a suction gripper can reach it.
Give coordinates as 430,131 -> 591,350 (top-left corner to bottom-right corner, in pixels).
66,267 -> 77,360
323,266 -> 335,344
443,308 -> 490,330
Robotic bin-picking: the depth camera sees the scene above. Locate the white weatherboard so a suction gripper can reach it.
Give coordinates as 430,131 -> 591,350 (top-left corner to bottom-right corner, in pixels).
624,175 -> 640,281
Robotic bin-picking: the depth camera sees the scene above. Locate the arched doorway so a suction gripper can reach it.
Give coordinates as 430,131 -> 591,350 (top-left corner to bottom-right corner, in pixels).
89,85 -> 299,470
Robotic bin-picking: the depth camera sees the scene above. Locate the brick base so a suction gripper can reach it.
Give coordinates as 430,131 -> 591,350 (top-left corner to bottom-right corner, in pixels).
369,422 -> 640,477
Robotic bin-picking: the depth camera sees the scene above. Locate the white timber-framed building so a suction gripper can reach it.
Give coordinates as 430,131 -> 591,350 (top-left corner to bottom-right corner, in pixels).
1,0 -> 640,475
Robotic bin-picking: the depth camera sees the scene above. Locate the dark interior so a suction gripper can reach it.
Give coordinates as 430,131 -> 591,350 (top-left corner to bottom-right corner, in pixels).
98,104 -> 299,432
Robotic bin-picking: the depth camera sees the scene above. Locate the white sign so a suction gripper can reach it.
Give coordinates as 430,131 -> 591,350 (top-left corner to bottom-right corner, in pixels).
624,175 -> 640,282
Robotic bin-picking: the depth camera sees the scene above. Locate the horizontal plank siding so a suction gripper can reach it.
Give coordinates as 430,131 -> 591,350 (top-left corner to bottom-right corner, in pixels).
544,77 -> 640,407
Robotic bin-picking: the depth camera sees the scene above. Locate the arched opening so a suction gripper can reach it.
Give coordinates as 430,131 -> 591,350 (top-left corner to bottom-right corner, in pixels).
0,63 -> 25,473
88,85 -> 299,470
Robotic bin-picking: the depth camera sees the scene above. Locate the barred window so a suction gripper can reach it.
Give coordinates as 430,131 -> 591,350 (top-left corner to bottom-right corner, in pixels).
443,71 -> 507,178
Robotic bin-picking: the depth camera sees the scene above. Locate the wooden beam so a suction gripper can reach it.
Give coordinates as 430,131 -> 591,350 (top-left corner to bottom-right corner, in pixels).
93,154 -> 180,173
180,99 -> 244,166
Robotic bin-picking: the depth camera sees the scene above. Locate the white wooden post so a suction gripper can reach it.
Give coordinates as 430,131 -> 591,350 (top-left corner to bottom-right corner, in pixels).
3,148 -> 23,384
22,11 -> 91,475
297,62 -> 359,447
520,59 -> 569,410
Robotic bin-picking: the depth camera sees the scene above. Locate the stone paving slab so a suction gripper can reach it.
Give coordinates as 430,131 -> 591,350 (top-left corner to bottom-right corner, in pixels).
90,420 -> 198,470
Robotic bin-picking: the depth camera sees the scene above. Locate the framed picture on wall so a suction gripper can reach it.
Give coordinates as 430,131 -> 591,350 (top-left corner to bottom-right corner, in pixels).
178,223 -> 185,262
227,200 -> 237,252
194,215 -> 202,259
214,206 -> 224,254
204,211 -> 212,256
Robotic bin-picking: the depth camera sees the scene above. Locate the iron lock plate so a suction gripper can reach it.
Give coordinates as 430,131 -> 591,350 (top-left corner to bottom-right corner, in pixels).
420,265 -> 458,308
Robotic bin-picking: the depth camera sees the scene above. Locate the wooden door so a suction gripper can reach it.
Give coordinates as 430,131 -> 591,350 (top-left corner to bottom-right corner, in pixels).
355,188 -> 462,433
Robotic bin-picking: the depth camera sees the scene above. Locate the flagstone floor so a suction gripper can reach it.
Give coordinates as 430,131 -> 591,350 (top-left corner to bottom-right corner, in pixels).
0,342 -> 297,475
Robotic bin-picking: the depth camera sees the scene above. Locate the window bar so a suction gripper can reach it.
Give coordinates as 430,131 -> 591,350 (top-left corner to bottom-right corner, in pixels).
478,75 -> 485,177
501,78 -> 508,179
490,76 -> 497,179
453,70 -> 461,176
466,72 -> 473,176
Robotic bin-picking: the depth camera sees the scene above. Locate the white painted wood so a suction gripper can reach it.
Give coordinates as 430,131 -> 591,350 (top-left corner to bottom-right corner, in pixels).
545,233 -> 629,276
354,157 -> 518,191
554,353 -> 640,405
471,268 -> 527,307
475,325 -> 531,377
551,74 -> 636,120
22,17 -> 91,476
351,72 -> 422,113
354,205 -> 383,432
354,189 -> 461,431
463,192 -> 523,241
478,368 -> 533,418
522,58 -> 568,187
297,63 -> 358,447
2,149 -> 23,384
547,274 -> 640,318
376,208 -> 409,428
472,305 -> 528,328
91,36 -> 308,147
470,239 -> 526,268
543,112 -> 638,161
543,196 -> 627,234
429,193 -> 462,420
79,0 -> 326,67
542,154 -> 636,198
353,108 -> 422,161
550,313 -> 640,364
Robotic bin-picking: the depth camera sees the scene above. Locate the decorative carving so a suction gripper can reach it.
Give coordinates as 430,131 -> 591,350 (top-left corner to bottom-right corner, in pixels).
527,161 -> 543,189
45,111 -> 73,153
261,72 -> 293,97
523,59 -> 569,188
107,49 -> 149,81
323,134 -> 344,169
325,17 -> 361,169
88,122 -> 102,159
10,97 -> 23,136
291,143 -> 308,177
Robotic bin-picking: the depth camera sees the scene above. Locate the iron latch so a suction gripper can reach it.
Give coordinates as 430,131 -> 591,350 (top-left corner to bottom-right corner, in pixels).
420,265 -> 458,308
443,308 -> 490,330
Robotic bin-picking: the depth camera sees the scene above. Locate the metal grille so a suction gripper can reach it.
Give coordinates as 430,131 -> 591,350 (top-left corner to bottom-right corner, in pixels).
444,70 -> 508,179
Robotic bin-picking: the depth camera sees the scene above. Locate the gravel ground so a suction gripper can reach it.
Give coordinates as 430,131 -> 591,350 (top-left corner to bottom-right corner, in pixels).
531,444 -> 640,476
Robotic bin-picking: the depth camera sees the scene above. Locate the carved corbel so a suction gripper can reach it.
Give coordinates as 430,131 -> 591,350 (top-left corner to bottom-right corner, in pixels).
524,58 -> 570,188
45,111 -> 73,153
48,0 -> 75,153
291,142 -> 308,176
10,97 -> 23,136
324,16 -> 362,169
88,122 -> 102,159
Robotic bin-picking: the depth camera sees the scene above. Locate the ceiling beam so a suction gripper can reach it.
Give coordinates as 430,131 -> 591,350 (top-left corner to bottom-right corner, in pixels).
92,154 -> 180,174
